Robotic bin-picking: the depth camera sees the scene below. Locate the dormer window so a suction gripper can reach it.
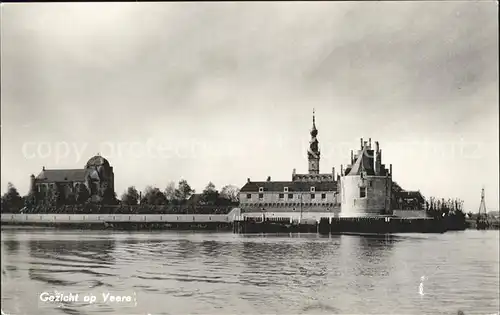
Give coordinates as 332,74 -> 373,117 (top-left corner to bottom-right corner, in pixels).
284,187 -> 289,192
259,187 -> 264,193
310,186 -> 315,192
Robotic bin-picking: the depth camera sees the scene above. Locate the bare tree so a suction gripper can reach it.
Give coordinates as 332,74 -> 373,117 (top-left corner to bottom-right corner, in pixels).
220,185 -> 240,203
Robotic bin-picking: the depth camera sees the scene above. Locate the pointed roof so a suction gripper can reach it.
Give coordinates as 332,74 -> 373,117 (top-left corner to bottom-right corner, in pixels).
310,109 -> 318,137
347,148 -> 365,176
346,146 -> 375,176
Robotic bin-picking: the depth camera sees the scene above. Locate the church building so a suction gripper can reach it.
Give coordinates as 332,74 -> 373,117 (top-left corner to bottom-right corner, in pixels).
29,155 -> 115,204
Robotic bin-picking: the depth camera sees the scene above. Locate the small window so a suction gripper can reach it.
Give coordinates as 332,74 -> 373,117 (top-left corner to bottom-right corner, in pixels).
259,187 -> 264,192
279,193 -> 284,199
284,187 -> 289,192
258,193 -> 264,199
310,187 -> 315,192
369,181 -> 373,187
311,194 -> 315,199
321,193 -> 326,199
246,194 -> 251,199
359,187 -> 367,198
288,194 -> 293,199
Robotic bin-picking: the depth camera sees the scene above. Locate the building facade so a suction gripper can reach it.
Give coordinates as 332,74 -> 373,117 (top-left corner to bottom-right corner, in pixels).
239,111 -> 340,213
29,155 -> 115,204
339,138 -> 392,217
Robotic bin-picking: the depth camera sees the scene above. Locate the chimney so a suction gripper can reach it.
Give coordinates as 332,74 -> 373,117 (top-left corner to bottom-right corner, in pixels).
350,150 -> 353,164
247,178 -> 250,183
292,168 -> 296,175
360,138 -> 363,149
267,176 -> 271,182
332,167 -> 335,179
369,138 -> 372,148
42,166 -> 45,171
390,164 -> 393,177
375,141 -> 379,152
341,164 -> 344,176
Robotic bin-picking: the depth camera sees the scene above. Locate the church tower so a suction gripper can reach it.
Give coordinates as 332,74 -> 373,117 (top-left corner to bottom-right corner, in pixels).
308,109 -> 320,174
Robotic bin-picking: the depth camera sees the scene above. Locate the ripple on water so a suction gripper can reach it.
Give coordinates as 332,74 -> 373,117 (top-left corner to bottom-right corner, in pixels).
1,230 -> 498,315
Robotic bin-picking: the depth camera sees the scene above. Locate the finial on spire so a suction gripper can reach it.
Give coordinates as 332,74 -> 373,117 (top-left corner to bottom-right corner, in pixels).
312,108 -> 316,128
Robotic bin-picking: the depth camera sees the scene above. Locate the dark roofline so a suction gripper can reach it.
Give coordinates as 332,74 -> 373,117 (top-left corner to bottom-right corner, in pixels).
241,180 -> 337,193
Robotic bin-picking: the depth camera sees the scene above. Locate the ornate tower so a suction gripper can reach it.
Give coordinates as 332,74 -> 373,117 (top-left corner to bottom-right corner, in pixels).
308,109 -> 320,175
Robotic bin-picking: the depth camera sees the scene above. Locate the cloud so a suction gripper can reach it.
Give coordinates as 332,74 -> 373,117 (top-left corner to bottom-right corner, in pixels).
1,2 -> 498,210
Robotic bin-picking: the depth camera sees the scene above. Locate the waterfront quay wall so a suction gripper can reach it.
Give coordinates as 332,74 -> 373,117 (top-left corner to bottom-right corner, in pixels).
1,213 -> 230,223
1,208 -> 243,230
242,209 -> 428,220
233,216 -> 448,234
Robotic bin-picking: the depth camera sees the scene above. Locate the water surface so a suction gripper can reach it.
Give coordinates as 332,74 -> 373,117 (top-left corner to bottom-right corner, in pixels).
1,228 -> 499,315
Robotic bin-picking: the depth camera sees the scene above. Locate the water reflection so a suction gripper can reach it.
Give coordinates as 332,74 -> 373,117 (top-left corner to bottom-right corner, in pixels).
29,239 -> 116,263
176,239 -> 199,260
1,230 -> 497,315
28,239 -> 116,288
200,240 -> 226,257
2,238 -> 20,255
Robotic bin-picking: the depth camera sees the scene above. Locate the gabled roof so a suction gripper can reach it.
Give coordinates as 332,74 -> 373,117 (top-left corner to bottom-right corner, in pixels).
35,169 -> 86,183
241,181 -> 337,193
345,146 -> 375,176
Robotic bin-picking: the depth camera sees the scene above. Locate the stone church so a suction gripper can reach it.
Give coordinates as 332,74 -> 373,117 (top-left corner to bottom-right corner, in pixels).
29,155 -> 115,204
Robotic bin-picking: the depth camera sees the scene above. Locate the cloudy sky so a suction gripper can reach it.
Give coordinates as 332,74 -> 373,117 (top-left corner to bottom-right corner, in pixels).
1,2 -> 498,211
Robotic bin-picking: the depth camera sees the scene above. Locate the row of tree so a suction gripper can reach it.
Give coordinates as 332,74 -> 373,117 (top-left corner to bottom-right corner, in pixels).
120,180 -> 240,206
426,197 -> 464,213
0,180 -> 241,213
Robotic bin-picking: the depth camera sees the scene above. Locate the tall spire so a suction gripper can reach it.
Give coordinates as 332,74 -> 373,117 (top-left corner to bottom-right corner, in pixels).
308,109 -> 320,174
311,108 -> 318,137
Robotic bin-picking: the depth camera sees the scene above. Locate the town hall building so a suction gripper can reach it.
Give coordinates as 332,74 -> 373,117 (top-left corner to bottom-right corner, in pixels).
239,111 -> 341,213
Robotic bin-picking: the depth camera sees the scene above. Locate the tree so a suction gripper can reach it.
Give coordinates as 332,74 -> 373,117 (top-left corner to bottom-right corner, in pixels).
102,185 -> 117,205
220,185 -> 240,203
201,182 -> 219,205
177,179 -> 194,201
165,181 -> 177,202
121,186 -> 139,206
49,184 -> 65,207
2,182 -> 23,213
24,192 -> 37,208
141,186 -> 167,205
76,184 -> 91,204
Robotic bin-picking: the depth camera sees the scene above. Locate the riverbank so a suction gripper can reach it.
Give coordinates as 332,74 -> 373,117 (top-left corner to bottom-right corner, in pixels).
1,211 -> 470,233
466,218 -> 500,230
